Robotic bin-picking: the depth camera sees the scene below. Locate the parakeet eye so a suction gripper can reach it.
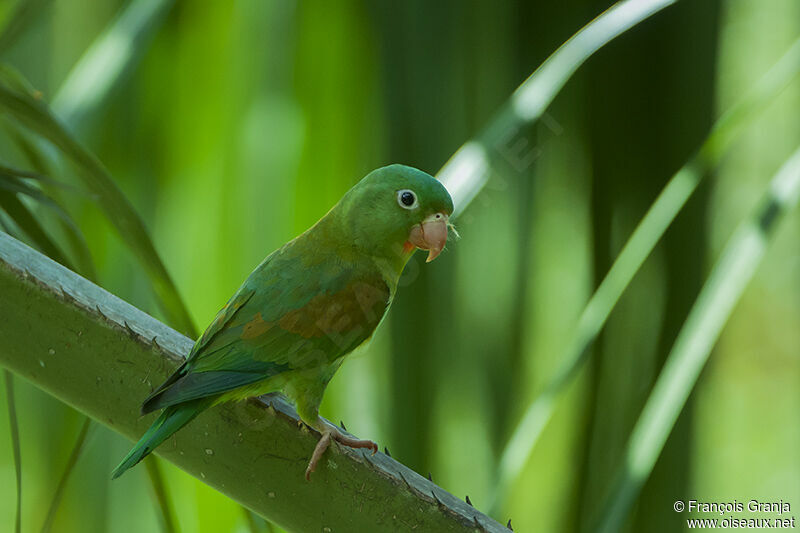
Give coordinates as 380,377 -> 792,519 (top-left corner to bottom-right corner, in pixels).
397,189 -> 418,209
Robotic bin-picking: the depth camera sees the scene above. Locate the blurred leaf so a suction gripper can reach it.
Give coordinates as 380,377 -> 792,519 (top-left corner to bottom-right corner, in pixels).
491,34 -> 800,513
596,145 -> 800,531
0,162 -> 87,195
439,0 -> 678,214
0,0 -> 51,55
0,170 -> 79,218
4,125 -> 97,280
52,0 -> 175,125
0,182 -> 73,268
40,417 -> 92,533
242,508 -> 277,533
144,457 -> 177,533
2,119 -> 59,177
0,168 -> 95,278
0,62 -> 39,94
0,68 -> 196,336
4,370 -> 21,533
0,209 -> 13,232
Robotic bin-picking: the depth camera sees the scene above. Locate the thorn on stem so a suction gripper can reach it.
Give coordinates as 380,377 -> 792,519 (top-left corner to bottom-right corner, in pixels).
397,471 -> 411,489
361,448 -> 375,465
427,472 -> 433,482
383,446 -> 391,457
507,519 -> 513,530
465,495 -> 472,506
339,420 -> 346,431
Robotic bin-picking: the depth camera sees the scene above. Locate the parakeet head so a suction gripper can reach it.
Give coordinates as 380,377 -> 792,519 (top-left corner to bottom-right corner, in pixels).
337,164 -> 455,264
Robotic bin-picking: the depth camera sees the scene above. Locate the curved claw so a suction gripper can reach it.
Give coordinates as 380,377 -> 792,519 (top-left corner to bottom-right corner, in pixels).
305,432 -> 331,481
305,426 -> 377,481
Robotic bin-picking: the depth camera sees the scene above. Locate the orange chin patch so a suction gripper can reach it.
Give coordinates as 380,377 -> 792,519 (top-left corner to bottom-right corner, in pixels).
403,241 -> 416,254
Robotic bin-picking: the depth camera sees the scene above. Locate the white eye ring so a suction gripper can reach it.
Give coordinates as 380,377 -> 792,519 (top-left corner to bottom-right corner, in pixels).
396,189 -> 418,209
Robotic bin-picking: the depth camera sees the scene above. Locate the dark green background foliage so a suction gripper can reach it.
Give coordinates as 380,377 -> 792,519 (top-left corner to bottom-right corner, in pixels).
0,1 -> 798,532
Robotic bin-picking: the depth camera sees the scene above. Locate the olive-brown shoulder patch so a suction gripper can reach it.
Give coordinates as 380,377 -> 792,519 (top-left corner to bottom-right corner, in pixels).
278,279 -> 390,341
241,312 -> 273,340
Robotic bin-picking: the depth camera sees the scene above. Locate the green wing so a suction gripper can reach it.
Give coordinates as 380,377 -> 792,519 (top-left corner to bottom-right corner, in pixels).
142,244 -> 390,414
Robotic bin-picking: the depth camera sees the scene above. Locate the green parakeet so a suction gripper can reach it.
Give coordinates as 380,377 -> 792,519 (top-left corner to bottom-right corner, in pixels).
112,164 -> 454,480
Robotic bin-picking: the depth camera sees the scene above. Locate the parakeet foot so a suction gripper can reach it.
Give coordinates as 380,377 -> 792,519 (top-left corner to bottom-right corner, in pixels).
304,424 -> 377,480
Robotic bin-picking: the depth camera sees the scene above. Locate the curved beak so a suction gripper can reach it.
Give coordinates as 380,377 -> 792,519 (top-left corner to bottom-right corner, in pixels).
407,212 -> 449,263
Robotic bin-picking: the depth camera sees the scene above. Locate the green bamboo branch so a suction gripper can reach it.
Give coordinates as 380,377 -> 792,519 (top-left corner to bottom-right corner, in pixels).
595,144 -> 800,531
0,231 -> 508,533
489,35 -> 800,513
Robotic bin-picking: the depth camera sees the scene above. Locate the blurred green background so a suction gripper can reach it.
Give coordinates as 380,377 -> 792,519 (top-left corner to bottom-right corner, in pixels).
0,0 -> 798,532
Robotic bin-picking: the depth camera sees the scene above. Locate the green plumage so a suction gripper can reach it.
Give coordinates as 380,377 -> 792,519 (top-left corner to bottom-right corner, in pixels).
112,164 -> 453,479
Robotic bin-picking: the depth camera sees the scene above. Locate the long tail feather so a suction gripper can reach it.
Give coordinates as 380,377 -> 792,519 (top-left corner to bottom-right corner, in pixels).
112,399 -> 209,479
